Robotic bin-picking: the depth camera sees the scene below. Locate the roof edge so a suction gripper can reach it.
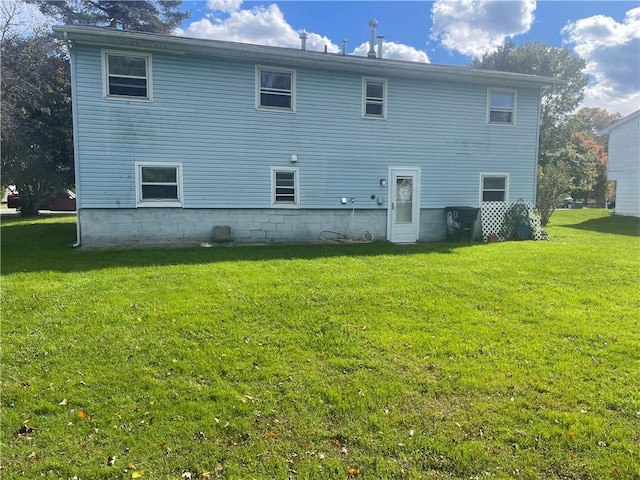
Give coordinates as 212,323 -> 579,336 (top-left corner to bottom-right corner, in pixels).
598,109 -> 640,135
53,25 -> 559,88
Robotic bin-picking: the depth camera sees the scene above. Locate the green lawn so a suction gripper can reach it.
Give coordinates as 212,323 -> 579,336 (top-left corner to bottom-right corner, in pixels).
1,209 -> 639,479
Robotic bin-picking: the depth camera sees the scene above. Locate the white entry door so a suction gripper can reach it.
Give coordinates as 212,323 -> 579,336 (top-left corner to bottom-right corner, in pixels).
388,167 -> 421,243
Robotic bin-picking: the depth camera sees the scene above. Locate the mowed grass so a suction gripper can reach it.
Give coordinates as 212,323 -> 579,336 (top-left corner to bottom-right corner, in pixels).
1,210 -> 639,479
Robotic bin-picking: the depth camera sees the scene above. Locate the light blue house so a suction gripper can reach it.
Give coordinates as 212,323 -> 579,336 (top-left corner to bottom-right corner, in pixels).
54,25 -> 553,247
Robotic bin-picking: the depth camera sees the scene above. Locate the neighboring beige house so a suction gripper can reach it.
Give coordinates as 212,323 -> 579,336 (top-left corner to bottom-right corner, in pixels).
600,110 -> 640,218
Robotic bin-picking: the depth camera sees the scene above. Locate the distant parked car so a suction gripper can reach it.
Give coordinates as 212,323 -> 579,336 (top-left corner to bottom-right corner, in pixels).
562,196 -> 574,209
6,192 -> 20,208
6,189 -> 76,211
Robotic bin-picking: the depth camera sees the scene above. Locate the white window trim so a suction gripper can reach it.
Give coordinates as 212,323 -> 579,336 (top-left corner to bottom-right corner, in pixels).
271,166 -> 299,208
486,88 -> 516,126
362,77 -> 388,119
135,162 -> 183,207
480,173 -> 510,204
102,49 -> 153,102
255,65 -> 296,113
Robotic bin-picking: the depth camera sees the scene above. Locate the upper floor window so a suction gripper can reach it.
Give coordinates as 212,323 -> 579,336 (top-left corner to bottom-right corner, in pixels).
481,174 -> 508,202
487,89 -> 516,125
271,167 -> 299,208
256,66 -> 295,112
362,77 -> 387,119
103,50 -> 152,101
136,163 -> 183,207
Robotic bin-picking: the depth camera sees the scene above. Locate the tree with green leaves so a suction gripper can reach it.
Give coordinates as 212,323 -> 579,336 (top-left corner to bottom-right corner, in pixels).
474,41 -> 589,165
572,107 -> 622,138
1,32 -> 74,215
536,162 -> 573,226
30,0 -> 189,33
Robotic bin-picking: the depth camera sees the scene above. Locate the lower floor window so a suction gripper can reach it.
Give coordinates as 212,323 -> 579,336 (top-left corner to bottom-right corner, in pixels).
481,175 -> 508,202
137,163 -> 182,206
271,167 -> 299,207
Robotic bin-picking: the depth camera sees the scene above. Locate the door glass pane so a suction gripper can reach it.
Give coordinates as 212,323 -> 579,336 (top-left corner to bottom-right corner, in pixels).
395,177 -> 413,224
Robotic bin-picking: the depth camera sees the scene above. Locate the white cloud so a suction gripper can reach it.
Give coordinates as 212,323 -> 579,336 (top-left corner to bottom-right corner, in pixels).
431,0 -> 536,58
176,2 -> 427,62
562,8 -> 640,116
352,41 -> 429,63
176,4 -> 339,52
206,0 -> 243,14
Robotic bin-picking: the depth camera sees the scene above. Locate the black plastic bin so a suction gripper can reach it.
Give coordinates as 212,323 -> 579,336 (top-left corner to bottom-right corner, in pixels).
445,206 -> 480,242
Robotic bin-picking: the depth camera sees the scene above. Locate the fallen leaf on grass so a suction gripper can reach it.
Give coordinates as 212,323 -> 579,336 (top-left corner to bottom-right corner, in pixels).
265,431 -> 277,438
201,472 -> 211,479
128,462 -> 135,469
59,399 -> 68,406
132,471 -> 144,478
347,467 -> 362,477
27,452 -> 37,460
107,455 -> 116,466
17,424 -> 35,437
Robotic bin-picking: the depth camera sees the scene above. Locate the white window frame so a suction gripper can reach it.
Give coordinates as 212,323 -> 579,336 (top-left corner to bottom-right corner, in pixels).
256,66 -> 296,113
362,77 -> 388,119
487,89 -> 516,126
102,50 -> 153,101
135,162 -> 183,207
271,167 -> 299,208
480,173 -> 510,203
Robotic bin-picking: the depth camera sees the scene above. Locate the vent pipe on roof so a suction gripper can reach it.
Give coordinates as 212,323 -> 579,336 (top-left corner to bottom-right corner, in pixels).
299,31 -> 308,51
377,35 -> 384,59
367,19 -> 378,58
342,39 -> 347,56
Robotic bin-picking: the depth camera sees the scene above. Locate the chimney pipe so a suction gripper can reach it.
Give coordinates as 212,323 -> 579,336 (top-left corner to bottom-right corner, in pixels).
367,19 -> 378,58
377,35 -> 384,59
342,39 -> 347,56
299,31 -> 308,51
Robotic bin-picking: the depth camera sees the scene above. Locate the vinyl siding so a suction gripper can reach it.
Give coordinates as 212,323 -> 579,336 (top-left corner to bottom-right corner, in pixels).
73,44 -> 541,209
607,114 -> 640,217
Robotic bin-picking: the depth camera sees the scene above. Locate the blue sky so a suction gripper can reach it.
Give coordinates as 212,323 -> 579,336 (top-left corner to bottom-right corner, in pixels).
176,0 -> 640,115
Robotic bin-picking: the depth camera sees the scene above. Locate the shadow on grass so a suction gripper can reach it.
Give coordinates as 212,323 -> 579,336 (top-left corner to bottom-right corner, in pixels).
563,214 -> 640,237
1,217 -> 479,275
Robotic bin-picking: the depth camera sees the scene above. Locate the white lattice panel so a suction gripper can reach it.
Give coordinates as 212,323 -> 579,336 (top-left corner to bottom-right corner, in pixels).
480,201 -> 544,241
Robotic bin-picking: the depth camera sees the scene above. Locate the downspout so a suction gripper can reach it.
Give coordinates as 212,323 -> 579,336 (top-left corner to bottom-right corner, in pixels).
532,87 -> 544,208
65,32 -> 82,248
